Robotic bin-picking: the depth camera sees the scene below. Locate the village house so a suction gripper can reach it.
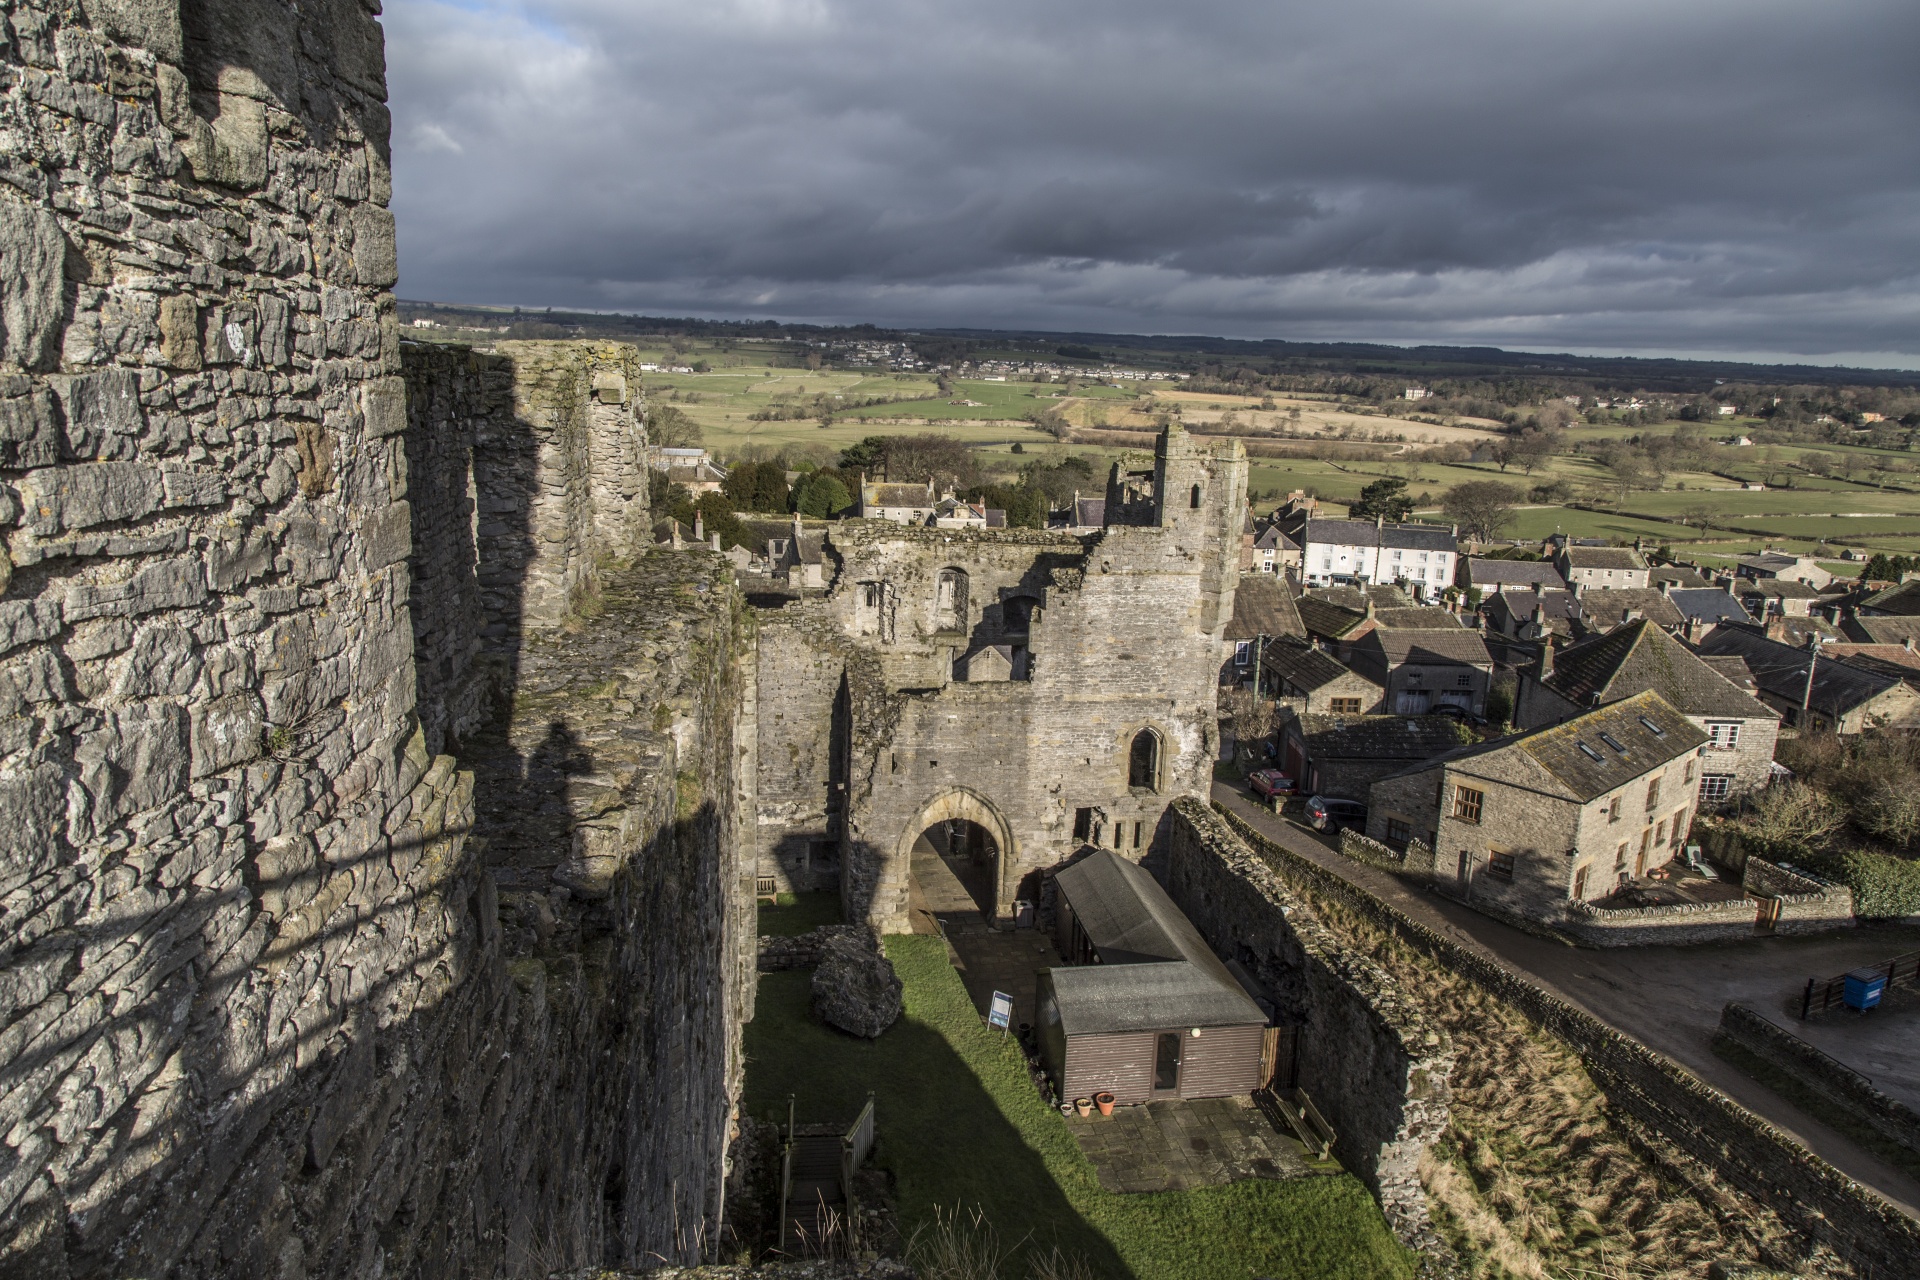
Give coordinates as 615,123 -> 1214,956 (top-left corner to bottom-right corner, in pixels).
1557,545 -> 1650,589
857,478 -> 940,524
1037,850 -> 1268,1106
1694,628 -> 1920,733
1298,517 -> 1458,598
1514,620 -> 1780,806
1735,551 -> 1835,589
1649,564 -> 1713,590
1730,578 -> 1821,620
1484,589 -> 1580,642
1348,628 -> 1495,717
1220,575 -> 1305,687
648,445 -> 729,495
1247,522 -> 1303,574
765,514 -> 827,589
1260,638 -> 1384,714
1857,580 -> 1920,617
1278,713 -> 1466,801
931,494 -> 1007,529
1570,585 -> 1685,635
1366,691 -> 1709,921
1463,557 -> 1567,596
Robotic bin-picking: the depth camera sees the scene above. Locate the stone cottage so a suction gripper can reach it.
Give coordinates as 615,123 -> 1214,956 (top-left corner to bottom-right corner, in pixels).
1348,628 -> 1495,717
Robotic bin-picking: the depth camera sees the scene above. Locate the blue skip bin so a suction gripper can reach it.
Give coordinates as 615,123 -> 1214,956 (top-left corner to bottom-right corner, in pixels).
1843,968 -> 1887,1012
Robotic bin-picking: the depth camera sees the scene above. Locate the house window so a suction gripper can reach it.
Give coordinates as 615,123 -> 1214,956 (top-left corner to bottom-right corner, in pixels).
1452,785 -> 1484,824
1607,796 -> 1622,822
1386,818 -> 1412,849
1456,673 -> 1471,688
1128,729 -> 1162,791
1615,841 -> 1629,868
1234,640 -> 1252,667
1646,776 -> 1662,809
1572,864 -> 1589,899
1706,721 -> 1741,750
1488,849 -> 1515,881
1329,697 -> 1363,714
1699,774 -> 1733,804
1655,819 -> 1667,846
1683,759 -> 1694,784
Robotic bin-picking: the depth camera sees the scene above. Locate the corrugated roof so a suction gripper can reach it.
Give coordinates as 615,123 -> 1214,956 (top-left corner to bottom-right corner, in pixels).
1225,575 -> 1306,640
1542,619 -> 1777,720
1048,962 -> 1267,1036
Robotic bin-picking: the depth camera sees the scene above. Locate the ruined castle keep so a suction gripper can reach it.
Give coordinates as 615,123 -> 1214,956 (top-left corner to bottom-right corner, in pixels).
755,427 -> 1247,931
0,4 -> 750,1275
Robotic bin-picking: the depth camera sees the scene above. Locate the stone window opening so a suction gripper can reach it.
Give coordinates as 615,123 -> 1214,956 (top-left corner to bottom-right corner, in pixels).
1189,483 -> 1202,509
1128,729 -> 1163,791
1452,784 -> 1483,823
1488,848 -> 1515,881
935,567 -> 969,631
1073,807 -> 1094,842
1329,697 -> 1362,714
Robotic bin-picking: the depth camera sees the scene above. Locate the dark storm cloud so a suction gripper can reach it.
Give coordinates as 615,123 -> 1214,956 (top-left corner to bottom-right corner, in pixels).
384,0 -> 1920,362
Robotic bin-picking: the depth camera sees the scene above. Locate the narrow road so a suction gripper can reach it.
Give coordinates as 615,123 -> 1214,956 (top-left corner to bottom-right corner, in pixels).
1212,781 -> 1920,1219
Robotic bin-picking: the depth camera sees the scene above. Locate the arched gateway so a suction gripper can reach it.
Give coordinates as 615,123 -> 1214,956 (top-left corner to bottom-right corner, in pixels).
895,788 -> 1018,927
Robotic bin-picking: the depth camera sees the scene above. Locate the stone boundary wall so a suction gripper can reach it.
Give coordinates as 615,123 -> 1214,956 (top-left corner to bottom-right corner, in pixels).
1717,1003 -> 1920,1157
1563,857 -> 1853,948
1211,804 -> 1920,1278
1164,799 -> 1454,1258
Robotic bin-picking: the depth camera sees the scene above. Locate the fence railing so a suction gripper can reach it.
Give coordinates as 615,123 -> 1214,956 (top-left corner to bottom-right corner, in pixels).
840,1092 -> 875,1251
1800,950 -> 1920,1019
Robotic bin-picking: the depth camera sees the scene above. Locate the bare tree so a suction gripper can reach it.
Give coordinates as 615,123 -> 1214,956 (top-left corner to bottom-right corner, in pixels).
1441,480 -> 1524,542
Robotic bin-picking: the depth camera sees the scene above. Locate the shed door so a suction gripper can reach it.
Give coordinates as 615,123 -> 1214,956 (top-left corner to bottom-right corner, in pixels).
1152,1033 -> 1182,1095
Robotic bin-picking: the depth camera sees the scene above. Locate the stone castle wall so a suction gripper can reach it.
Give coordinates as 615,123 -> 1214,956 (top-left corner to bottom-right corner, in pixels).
1162,799 -> 1453,1257
0,3 -> 742,1276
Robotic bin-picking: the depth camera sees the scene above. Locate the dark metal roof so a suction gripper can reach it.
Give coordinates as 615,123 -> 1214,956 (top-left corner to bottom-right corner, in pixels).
1542,619 -> 1778,720
1225,574 -> 1306,641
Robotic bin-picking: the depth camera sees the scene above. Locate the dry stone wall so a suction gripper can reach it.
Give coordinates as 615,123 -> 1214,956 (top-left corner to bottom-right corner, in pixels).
0,2 -> 744,1276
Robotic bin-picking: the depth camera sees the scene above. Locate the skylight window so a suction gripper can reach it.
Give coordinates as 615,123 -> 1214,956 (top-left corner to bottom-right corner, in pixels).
1577,741 -> 1604,762
1639,716 -> 1666,737
1599,732 -> 1627,754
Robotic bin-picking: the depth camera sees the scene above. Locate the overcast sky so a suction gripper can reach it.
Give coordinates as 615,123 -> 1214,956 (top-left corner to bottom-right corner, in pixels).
384,0 -> 1920,366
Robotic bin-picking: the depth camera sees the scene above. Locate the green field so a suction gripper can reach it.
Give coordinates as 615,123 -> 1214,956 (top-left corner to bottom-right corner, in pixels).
742,915 -> 1415,1280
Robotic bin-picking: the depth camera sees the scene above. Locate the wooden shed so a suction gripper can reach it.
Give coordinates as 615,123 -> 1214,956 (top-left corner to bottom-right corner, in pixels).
1036,851 -> 1268,1105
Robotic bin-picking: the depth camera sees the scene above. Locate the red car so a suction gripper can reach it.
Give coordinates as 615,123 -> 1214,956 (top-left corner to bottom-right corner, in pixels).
1249,769 -> 1296,802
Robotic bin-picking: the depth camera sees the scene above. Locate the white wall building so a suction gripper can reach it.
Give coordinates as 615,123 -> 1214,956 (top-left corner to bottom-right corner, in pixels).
1300,517 -> 1459,597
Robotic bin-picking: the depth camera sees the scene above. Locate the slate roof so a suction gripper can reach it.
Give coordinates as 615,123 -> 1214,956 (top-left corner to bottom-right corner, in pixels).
1700,656 -> 1760,693
1072,496 -> 1106,527
1226,574 -> 1306,641
1486,589 -> 1579,635
1650,565 -> 1713,589
1694,628 -> 1902,718
1468,558 -> 1566,589
1049,850 -> 1264,1035
1563,546 -> 1648,572
1360,628 -> 1495,668
1732,579 -> 1820,601
863,481 -> 935,508
1667,588 -> 1749,624
1423,691 -> 1706,804
1253,525 -> 1299,552
1824,644 -> 1920,684
1374,607 -> 1462,630
1303,517 -> 1457,553
1575,588 -> 1684,630
1295,596 -> 1368,641
1261,639 -> 1374,692
1542,619 -> 1777,720
1739,552 -> 1819,576
1289,713 -> 1465,760
1860,581 -> 1920,616
1842,615 -> 1920,645
1308,584 -> 1413,610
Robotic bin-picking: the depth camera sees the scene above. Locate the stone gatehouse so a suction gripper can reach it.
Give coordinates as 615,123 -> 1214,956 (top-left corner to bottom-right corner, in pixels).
756,425 -> 1248,931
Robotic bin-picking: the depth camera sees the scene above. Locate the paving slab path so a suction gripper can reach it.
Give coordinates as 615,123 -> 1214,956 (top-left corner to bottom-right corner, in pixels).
1064,1096 -> 1320,1193
1212,781 -> 1920,1219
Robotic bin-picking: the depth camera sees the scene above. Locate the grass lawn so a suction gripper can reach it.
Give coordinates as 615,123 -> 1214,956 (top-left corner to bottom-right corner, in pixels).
741,934 -> 1414,1280
758,891 -> 844,937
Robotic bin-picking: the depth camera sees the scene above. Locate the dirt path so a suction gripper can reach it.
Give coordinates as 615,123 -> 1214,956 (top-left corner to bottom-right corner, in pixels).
1211,782 -> 1920,1219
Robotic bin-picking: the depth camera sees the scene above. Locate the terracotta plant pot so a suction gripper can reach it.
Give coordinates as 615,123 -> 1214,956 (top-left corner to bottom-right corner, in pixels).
1095,1092 -> 1116,1116
1074,1097 -> 1094,1117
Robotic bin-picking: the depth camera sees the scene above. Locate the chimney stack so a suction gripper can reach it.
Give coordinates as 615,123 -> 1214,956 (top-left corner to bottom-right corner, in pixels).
1539,641 -> 1554,678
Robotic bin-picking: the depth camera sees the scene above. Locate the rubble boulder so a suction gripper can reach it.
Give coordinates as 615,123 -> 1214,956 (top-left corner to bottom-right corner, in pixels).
810,930 -> 903,1038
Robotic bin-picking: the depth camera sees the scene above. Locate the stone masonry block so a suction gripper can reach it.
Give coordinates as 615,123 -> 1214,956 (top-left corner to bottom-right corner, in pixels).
18,462 -> 166,535
0,202 -> 67,371
50,368 -> 144,460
